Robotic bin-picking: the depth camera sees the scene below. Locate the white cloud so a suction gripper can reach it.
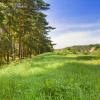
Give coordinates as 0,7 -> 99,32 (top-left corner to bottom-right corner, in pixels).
47,18 -> 100,49
51,31 -> 100,49
50,20 -> 100,33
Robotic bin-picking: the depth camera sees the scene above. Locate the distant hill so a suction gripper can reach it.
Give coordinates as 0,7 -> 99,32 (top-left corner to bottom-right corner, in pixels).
55,44 -> 100,55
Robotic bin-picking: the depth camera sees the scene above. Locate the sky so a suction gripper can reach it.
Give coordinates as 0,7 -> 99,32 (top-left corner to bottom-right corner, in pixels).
45,0 -> 100,49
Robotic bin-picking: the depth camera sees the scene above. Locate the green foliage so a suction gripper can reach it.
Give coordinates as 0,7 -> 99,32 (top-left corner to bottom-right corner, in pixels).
55,49 -> 72,56
91,49 -> 100,56
0,0 -> 54,64
57,44 -> 100,56
0,53 -> 100,100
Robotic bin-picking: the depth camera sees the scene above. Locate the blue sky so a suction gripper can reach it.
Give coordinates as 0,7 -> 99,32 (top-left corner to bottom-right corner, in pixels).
45,0 -> 100,49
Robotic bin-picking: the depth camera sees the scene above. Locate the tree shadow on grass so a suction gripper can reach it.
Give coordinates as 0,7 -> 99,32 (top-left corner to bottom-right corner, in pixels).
31,54 -> 100,69
32,54 -> 76,63
76,55 -> 100,60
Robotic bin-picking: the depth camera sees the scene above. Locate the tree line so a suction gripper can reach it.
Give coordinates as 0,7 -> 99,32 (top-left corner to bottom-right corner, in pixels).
0,0 -> 54,65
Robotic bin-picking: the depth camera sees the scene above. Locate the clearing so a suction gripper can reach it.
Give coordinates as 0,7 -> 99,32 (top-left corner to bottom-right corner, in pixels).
0,53 -> 100,100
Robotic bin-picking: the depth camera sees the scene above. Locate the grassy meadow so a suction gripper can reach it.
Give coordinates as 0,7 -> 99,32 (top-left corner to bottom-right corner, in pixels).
0,52 -> 100,100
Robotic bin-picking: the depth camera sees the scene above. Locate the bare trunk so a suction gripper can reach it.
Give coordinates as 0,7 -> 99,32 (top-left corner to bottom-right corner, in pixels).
7,51 -> 9,64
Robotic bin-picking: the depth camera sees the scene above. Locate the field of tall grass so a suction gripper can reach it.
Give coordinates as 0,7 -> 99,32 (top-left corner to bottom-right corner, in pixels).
0,53 -> 100,100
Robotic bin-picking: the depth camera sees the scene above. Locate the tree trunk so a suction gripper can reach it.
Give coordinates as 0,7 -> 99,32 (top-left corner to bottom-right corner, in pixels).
19,36 -> 22,59
7,51 -> 9,64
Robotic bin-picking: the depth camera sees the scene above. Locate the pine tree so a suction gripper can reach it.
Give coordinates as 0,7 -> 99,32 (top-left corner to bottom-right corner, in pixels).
0,0 -> 54,64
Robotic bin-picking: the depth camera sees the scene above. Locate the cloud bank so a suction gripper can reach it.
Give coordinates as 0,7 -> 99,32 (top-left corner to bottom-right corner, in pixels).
49,21 -> 100,49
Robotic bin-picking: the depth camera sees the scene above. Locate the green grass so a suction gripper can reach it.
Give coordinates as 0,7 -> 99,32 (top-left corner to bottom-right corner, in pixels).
0,53 -> 100,100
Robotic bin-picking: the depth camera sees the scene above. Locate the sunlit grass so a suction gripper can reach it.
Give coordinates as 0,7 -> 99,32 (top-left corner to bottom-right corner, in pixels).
0,53 -> 100,100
